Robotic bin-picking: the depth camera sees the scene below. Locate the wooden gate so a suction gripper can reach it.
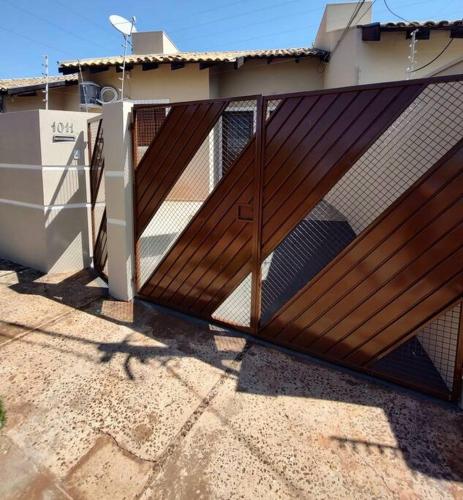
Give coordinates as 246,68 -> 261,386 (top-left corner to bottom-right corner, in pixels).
132,75 -> 463,401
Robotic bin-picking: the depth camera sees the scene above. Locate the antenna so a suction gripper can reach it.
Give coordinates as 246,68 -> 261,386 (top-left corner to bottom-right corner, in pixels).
109,15 -> 137,101
42,55 -> 49,110
77,60 -> 89,112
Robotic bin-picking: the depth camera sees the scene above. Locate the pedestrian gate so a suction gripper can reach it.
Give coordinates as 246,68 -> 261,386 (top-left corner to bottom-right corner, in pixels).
132,75 -> 463,401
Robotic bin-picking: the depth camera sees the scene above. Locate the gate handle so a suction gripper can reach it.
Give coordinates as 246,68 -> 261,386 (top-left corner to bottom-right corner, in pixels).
238,204 -> 253,222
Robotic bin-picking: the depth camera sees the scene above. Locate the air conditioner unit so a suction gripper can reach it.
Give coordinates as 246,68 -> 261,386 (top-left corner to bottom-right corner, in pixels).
99,86 -> 119,104
80,81 -> 120,109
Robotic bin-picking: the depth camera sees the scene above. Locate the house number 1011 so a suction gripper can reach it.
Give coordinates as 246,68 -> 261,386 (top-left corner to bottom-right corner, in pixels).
51,121 -> 74,134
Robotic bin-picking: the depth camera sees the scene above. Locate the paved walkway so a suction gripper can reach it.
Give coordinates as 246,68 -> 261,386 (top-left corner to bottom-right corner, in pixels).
0,259 -> 462,499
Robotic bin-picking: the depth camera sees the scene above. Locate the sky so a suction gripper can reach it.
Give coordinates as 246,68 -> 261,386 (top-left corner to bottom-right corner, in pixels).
0,0 -> 461,79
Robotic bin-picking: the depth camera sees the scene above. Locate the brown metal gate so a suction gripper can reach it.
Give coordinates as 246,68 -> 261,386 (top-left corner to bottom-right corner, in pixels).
132,75 -> 463,401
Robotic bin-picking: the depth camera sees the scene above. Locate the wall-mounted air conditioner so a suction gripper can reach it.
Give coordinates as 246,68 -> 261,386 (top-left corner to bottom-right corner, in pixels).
80,82 -> 119,109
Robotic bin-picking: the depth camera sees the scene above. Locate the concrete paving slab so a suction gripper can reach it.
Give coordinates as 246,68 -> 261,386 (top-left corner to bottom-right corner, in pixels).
64,435 -> 152,499
0,259 -> 107,345
144,343 -> 463,499
0,292 -> 246,484
0,434 -> 70,500
0,258 -> 462,499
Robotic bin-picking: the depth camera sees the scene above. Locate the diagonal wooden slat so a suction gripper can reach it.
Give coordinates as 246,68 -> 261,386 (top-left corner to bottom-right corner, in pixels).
261,85 -> 424,255
138,84 -> 425,321
260,140 -> 463,367
140,138 -> 256,310
135,101 -> 227,237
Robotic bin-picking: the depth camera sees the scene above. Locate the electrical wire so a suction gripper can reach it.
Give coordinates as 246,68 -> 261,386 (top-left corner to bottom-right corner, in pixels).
170,0 -> 315,34
163,0 -> 250,25
0,24 -> 69,57
413,38 -> 455,72
330,1 -> 366,56
52,0 -> 113,33
2,0 -> 109,51
383,0 -> 410,23
179,7 -> 324,45
357,0 -> 377,24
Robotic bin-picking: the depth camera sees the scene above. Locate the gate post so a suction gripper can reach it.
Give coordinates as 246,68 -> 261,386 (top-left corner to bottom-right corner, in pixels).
102,101 -> 135,301
250,96 -> 266,333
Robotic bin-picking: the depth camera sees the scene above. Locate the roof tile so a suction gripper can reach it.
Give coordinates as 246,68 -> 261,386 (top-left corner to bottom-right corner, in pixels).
59,47 -> 328,70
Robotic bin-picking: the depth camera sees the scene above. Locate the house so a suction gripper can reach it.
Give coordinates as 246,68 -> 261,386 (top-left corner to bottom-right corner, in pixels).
0,74 -> 79,113
0,3 -> 462,405
315,3 -> 463,87
1,2 -> 462,113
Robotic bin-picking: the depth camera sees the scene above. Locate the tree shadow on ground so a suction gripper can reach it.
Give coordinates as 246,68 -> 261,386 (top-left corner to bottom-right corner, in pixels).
2,259 -> 463,484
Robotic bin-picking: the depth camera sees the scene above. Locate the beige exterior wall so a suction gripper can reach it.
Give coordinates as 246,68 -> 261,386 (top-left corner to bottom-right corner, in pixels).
132,31 -> 178,55
81,56 -> 324,105
83,64 -> 210,103
3,85 -> 80,113
430,57 -> 463,77
38,110 -> 95,165
323,25 -> 463,88
0,203 -> 47,271
0,110 -> 96,273
357,30 -> 463,85
0,110 -> 41,164
211,58 -> 324,97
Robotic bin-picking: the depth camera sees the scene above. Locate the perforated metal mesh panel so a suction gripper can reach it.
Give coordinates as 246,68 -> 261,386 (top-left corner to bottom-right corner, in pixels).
134,106 -> 170,165
370,303 -> 461,395
260,81 -> 463,323
212,273 -> 252,327
265,99 -> 282,119
137,99 -> 257,288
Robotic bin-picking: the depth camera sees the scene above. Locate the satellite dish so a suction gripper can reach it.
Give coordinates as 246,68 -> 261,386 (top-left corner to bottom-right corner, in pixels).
109,15 -> 137,36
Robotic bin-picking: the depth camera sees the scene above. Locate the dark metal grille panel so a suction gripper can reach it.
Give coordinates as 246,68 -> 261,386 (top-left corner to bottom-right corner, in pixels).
88,117 -> 101,159
134,106 -> 170,165
88,117 -> 107,278
370,303 -> 461,398
261,81 -> 463,325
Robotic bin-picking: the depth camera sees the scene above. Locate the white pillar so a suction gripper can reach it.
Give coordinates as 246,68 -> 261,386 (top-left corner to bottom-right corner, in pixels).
103,101 -> 135,301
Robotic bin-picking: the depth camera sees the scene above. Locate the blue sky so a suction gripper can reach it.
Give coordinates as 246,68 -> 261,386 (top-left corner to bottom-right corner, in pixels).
0,0 -> 461,78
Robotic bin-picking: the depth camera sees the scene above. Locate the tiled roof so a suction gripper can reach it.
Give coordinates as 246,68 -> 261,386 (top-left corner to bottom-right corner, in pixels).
359,19 -> 463,29
58,47 -> 329,71
0,74 -> 78,92
380,20 -> 463,28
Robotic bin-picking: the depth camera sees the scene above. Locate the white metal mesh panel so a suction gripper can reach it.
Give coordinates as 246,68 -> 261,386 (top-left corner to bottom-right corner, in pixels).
212,273 -> 252,328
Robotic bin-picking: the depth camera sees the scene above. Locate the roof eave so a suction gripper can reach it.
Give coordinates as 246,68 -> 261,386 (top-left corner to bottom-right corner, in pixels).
1,79 -> 78,96
58,49 -> 330,73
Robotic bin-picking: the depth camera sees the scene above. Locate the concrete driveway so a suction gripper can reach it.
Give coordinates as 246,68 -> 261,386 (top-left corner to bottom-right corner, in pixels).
0,259 -> 462,499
